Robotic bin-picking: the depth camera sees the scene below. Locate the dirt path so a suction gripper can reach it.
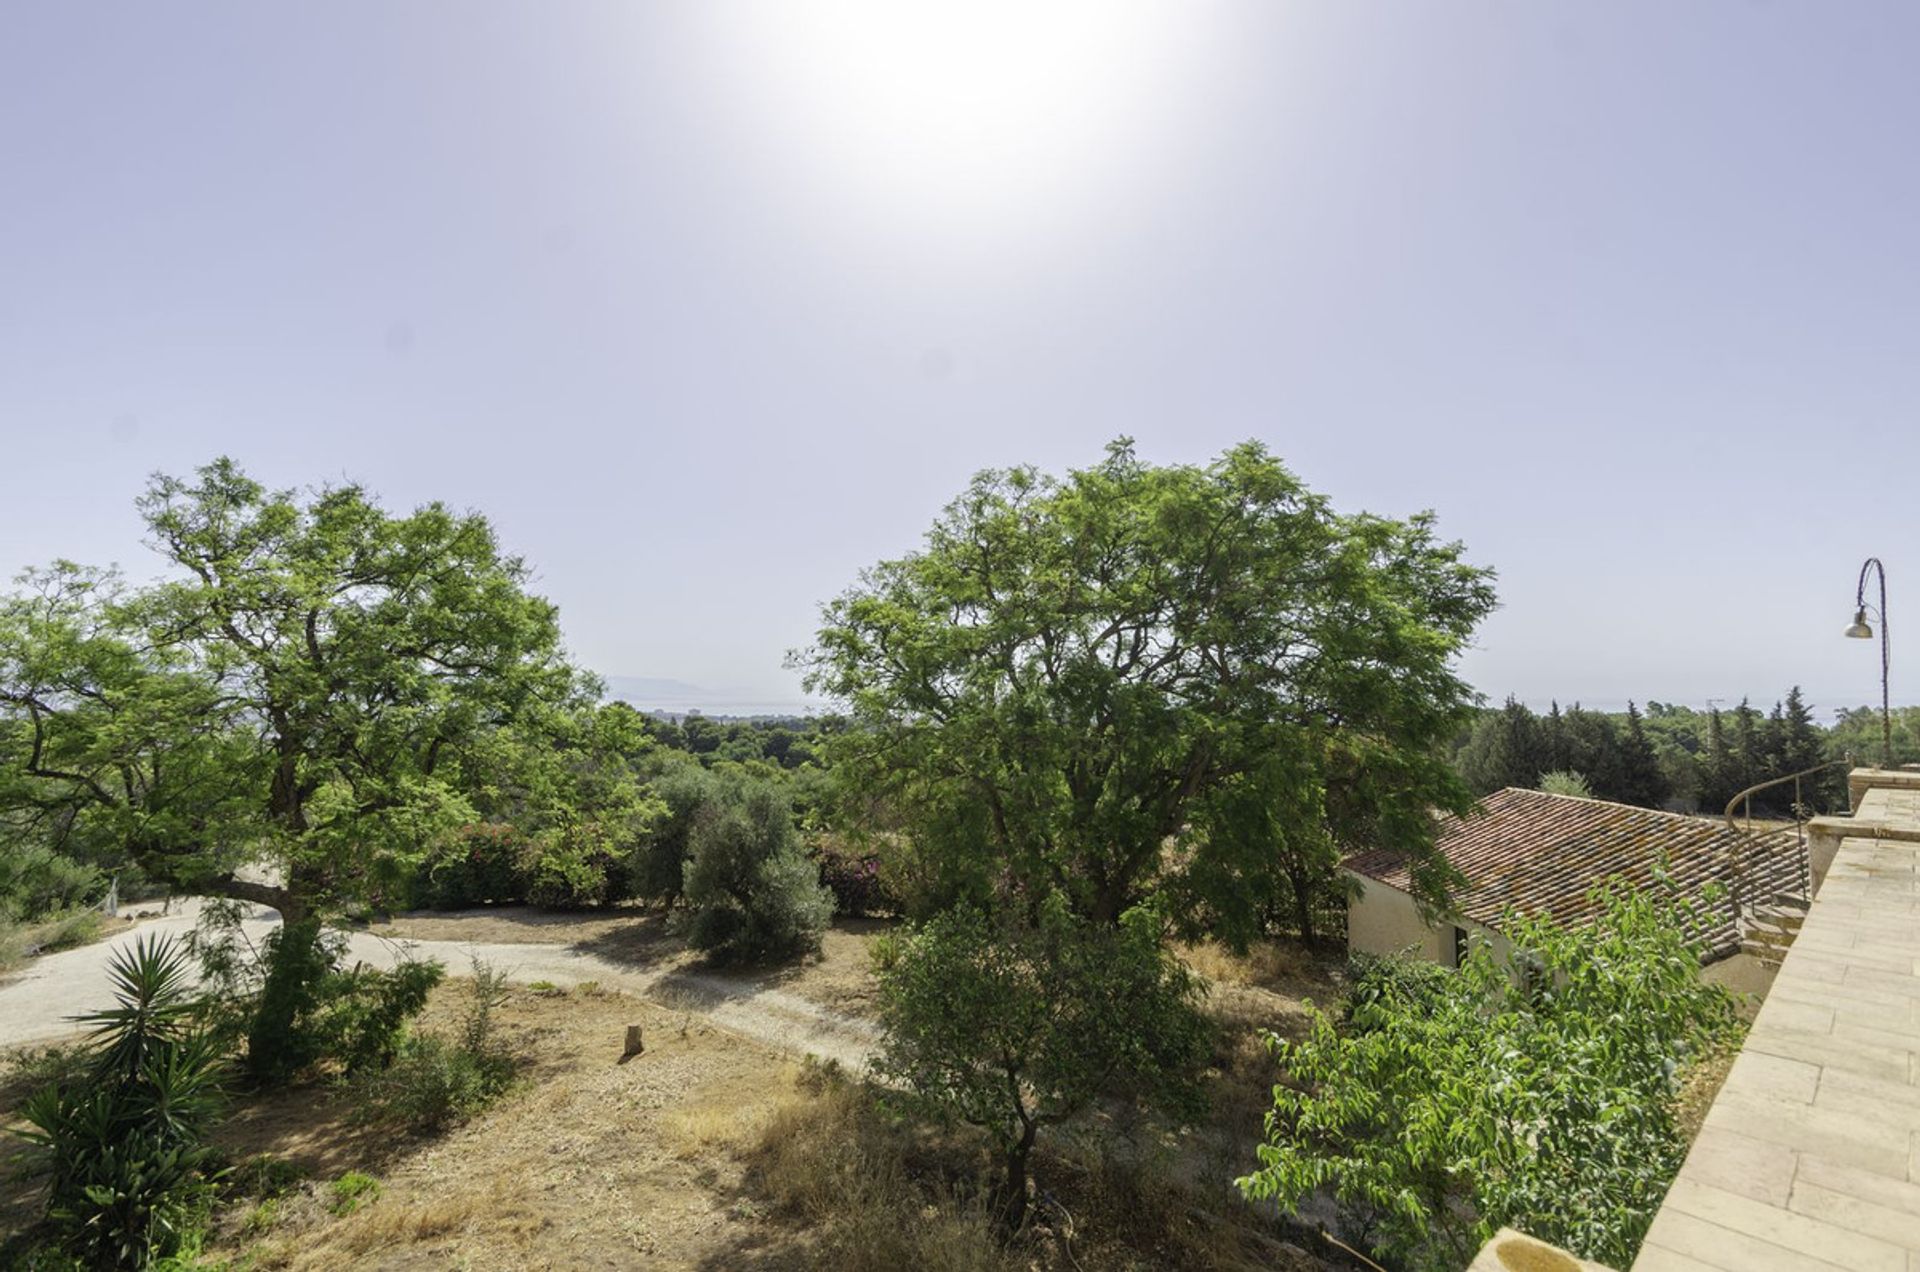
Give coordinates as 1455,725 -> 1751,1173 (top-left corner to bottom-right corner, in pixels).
0,903 -> 879,1071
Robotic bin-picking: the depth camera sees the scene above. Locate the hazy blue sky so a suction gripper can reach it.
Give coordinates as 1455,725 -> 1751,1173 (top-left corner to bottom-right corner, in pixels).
3,3 -> 1917,716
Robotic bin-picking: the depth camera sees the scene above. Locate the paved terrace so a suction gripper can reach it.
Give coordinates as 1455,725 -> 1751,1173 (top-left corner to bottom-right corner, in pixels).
1633,770 -> 1920,1271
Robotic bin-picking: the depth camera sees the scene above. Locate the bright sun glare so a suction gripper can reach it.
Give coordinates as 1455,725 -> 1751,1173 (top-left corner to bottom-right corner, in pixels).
690,1 -> 1209,247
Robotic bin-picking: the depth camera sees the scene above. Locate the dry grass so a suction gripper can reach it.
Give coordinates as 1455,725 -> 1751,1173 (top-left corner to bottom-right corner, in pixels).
730,1062 -> 1330,1272
1178,938 -> 1323,989
737,1068 -> 1020,1272
1673,1041 -> 1742,1142
0,923 -> 1346,1270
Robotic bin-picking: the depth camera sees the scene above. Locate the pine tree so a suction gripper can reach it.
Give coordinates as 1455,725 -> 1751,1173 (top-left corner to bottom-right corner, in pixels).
1542,701 -> 1569,774
1776,686 -> 1830,812
1615,701 -> 1671,809
1702,707 -> 1738,813
1731,699 -> 1766,793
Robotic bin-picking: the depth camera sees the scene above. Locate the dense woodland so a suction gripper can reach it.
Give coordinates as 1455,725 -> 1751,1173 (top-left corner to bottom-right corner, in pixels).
1448,690 -> 1906,815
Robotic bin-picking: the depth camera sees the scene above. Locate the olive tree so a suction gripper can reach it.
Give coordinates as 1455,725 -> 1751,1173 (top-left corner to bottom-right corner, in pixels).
875,900 -> 1210,1229
802,440 -> 1495,940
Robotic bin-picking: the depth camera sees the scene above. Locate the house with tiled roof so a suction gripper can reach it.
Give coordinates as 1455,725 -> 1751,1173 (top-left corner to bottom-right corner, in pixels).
1341,786 -> 1801,987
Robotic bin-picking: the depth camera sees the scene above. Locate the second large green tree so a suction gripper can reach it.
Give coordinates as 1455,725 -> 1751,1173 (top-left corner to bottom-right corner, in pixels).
802,441 -> 1495,940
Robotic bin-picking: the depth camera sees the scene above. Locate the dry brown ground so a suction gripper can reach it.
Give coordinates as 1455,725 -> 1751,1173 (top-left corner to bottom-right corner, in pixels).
0,918 -> 1349,1271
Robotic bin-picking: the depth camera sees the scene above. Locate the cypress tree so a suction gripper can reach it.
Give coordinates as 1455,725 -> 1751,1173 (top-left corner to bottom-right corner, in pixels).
1616,701 -> 1670,809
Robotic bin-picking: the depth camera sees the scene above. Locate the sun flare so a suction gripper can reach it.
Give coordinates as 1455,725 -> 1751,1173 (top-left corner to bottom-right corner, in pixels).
688,1 -> 1211,245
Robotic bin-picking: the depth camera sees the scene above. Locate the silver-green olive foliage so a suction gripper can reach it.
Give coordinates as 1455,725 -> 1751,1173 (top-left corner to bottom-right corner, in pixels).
875,899 -> 1211,1229
803,440 -> 1496,939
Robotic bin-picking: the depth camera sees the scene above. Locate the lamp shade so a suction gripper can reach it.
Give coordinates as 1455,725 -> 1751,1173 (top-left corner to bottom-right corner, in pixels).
1846,608 -> 1875,639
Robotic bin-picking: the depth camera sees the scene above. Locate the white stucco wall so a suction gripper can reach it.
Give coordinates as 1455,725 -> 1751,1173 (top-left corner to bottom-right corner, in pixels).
1345,871 -> 1457,964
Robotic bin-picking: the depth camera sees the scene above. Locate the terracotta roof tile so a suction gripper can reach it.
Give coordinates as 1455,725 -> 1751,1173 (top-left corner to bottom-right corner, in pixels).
1342,787 -> 1800,951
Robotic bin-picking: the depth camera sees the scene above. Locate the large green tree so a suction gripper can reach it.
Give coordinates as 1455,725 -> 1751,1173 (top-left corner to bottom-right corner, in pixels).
802,441 -> 1495,938
0,460 -> 585,1076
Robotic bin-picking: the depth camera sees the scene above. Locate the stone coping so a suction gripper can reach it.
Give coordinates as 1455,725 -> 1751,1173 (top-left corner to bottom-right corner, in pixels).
1632,771 -> 1920,1271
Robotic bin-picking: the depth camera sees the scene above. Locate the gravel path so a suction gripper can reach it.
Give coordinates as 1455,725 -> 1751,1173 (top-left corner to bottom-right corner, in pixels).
0,902 -> 878,1071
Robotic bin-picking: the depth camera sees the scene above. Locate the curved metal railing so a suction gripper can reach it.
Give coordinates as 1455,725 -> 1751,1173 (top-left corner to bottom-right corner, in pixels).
1722,759 -> 1849,914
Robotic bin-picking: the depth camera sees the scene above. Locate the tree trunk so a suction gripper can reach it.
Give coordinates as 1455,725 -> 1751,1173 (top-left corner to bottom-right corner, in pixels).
999,1120 -> 1037,1231
1291,879 -> 1317,945
246,912 -> 324,1084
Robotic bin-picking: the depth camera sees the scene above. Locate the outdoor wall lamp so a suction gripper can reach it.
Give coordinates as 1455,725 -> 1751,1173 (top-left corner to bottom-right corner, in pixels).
1845,557 -> 1892,768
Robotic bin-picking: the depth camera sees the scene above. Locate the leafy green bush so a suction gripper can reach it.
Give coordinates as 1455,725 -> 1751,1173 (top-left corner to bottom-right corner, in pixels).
416,823 -> 533,909
350,960 -> 516,1133
526,821 -> 631,908
307,955 -> 446,1073
632,764 -> 718,908
813,835 -> 897,917
1239,884 -> 1744,1270
16,935 -> 226,1269
327,1171 -> 383,1215
0,844 -> 101,922
1538,769 -> 1594,798
876,900 -> 1211,1229
684,781 -> 832,965
189,904 -> 445,1083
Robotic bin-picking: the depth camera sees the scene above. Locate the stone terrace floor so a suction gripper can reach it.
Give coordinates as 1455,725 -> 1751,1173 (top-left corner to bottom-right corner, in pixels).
1634,774 -> 1920,1271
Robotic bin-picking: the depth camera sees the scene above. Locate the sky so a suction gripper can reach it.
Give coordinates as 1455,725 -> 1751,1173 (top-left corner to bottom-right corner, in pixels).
3,2 -> 1917,718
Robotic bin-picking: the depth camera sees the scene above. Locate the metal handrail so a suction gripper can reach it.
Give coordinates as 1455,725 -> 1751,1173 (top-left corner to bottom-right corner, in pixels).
1722,760 -> 1850,909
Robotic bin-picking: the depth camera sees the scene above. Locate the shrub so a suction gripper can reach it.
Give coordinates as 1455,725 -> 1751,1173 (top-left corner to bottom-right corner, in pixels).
189,903 -> 445,1083
526,821 -> 629,909
1239,884 -> 1744,1270
633,765 -> 718,908
306,955 -> 447,1073
1538,769 -> 1594,798
684,781 -> 832,965
739,1067 -> 1017,1272
0,845 -> 101,922
16,935 -> 226,1269
416,824 -> 532,909
350,960 -> 516,1133
0,917 -> 26,971
876,900 -> 1211,1229
25,908 -> 106,956
327,1171 -> 383,1216
813,835 -> 897,917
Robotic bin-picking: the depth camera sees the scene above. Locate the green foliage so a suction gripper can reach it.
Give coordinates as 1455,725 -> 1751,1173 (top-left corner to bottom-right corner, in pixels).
15,935 -> 226,1269
1459,688 -> 1861,814
349,961 -> 516,1134
188,903 -> 444,1082
1239,886 -> 1744,1270
415,823 -> 533,909
0,460 -> 591,1080
683,778 -> 833,964
633,763 -> 720,907
326,1172 -> 383,1216
0,844 -> 101,922
222,1155 -> 307,1201
875,901 -> 1211,1228
1536,770 -> 1593,798
812,834 -> 897,917
526,820 -> 629,908
803,441 -> 1494,935
306,955 -> 447,1073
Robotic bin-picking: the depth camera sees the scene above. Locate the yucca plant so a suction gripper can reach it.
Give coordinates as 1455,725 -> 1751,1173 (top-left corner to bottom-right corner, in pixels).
18,934 -> 226,1268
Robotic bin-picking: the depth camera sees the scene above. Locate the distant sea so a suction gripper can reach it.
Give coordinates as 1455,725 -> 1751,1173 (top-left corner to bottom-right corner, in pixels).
600,675 -> 826,721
